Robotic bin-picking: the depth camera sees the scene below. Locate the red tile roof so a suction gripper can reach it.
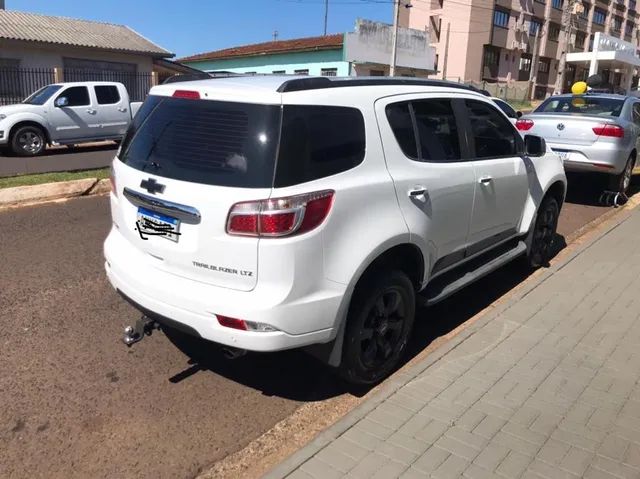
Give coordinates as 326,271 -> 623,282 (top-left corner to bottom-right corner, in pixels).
178,34 -> 343,63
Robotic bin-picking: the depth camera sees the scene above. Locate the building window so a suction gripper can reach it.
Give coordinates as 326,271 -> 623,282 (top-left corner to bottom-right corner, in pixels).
483,47 -> 500,67
519,56 -> 532,72
272,70 -> 286,74
245,71 -> 257,75
535,0 -> 546,4
631,0 -> 637,11
593,8 -> 606,25
613,16 -> 623,32
626,21 -> 634,36
552,0 -> 563,9
529,19 -> 542,36
294,69 -> 309,75
575,31 -> 586,48
538,59 -> 550,73
580,3 -> 590,19
589,33 -> 595,50
370,69 -> 385,76
321,68 -> 338,76
548,23 -> 561,41
494,10 -> 509,28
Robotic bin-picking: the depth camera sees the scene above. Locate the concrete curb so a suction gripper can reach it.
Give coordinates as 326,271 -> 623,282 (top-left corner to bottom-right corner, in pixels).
0,178 -> 110,208
262,197 -> 640,479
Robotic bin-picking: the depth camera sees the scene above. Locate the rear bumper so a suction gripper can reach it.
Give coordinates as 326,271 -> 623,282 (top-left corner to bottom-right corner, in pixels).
104,227 -> 343,352
549,141 -> 630,175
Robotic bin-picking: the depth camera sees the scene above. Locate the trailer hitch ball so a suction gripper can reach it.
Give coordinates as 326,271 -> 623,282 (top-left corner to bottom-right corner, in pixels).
122,315 -> 159,347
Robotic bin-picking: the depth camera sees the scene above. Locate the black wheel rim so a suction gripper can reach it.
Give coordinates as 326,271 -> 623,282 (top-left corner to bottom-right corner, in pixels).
359,288 -> 406,371
531,201 -> 558,265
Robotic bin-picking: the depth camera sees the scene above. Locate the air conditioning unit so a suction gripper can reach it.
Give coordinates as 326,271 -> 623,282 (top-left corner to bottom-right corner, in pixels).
511,39 -> 528,51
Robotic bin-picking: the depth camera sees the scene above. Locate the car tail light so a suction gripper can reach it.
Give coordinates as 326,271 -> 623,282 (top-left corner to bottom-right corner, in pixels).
216,315 -> 278,332
172,89 -> 200,100
226,190 -> 334,238
593,124 -> 624,138
109,166 -> 117,197
515,119 -> 534,131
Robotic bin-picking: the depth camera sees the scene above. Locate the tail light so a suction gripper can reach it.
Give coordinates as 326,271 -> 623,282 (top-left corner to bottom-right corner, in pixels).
109,165 -> 117,197
516,119 -> 534,131
216,315 -> 278,332
593,124 -> 624,138
227,190 -> 334,238
172,89 -> 200,99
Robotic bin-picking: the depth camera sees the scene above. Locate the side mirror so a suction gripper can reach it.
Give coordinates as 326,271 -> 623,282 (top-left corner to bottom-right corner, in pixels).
54,97 -> 69,108
524,135 -> 546,157
516,110 -> 523,118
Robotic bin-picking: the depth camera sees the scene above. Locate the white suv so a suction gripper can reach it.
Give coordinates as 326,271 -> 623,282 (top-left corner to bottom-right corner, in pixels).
104,76 -> 566,384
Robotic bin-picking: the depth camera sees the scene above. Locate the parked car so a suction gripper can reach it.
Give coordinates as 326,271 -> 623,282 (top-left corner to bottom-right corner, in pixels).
517,93 -> 639,194
491,97 -> 523,125
104,76 -> 566,385
0,81 -> 142,157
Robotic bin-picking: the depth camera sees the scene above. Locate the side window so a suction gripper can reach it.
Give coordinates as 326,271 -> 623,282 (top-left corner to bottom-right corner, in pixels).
95,85 -> 121,105
58,86 -> 90,107
465,100 -> 518,159
493,99 -> 517,119
385,102 -> 418,159
632,103 -> 640,126
274,105 -> 366,187
412,99 -> 462,161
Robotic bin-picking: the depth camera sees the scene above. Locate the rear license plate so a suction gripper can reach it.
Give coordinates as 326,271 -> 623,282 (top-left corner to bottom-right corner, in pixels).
553,149 -> 569,161
136,207 -> 181,242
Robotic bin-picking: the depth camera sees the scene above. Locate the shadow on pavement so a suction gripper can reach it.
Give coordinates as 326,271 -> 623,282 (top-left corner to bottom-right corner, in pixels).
564,173 -> 640,207
162,233 -> 567,402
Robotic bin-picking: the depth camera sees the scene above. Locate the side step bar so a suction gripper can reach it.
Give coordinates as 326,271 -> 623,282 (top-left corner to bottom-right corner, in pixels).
419,240 -> 527,307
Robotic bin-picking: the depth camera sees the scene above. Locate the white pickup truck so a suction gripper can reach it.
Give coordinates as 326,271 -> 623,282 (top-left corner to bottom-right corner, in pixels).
0,81 -> 142,156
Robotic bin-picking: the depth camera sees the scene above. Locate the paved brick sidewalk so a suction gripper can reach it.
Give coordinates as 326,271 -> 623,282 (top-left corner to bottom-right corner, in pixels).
266,207 -> 640,479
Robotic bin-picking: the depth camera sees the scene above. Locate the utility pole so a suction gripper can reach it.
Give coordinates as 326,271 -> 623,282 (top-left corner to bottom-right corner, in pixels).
555,0 -> 579,94
273,30 -> 279,41
324,0 -> 329,36
529,22 -> 542,100
442,22 -> 451,80
390,0 -> 401,76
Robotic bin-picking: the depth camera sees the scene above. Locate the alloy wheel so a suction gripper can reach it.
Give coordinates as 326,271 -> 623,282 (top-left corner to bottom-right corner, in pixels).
18,131 -> 43,154
530,199 -> 559,267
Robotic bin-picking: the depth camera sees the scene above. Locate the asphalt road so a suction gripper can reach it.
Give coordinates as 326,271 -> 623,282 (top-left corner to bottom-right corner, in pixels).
0,179 -> 631,479
0,143 -> 117,177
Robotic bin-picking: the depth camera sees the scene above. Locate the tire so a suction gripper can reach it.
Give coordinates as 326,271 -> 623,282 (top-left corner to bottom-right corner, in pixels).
10,125 -> 46,157
339,270 -> 415,386
526,196 -> 560,268
609,155 -> 635,195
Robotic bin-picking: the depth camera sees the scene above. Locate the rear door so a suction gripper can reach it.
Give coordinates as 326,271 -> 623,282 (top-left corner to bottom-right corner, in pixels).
376,95 -> 475,276
114,94 -> 281,292
93,84 -> 130,138
48,85 -> 94,140
459,99 -> 529,253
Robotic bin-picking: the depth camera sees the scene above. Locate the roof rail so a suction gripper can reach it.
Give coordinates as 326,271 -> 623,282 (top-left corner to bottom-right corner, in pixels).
161,72 -> 214,84
277,77 -> 489,95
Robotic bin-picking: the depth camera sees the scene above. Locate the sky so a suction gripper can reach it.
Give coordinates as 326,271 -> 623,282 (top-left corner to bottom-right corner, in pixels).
8,0 -> 394,58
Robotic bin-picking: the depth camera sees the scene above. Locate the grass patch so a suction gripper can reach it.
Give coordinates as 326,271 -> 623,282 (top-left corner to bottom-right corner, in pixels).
0,168 -> 109,189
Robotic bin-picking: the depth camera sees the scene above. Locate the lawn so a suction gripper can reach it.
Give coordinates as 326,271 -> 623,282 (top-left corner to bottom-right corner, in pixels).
0,168 -> 109,189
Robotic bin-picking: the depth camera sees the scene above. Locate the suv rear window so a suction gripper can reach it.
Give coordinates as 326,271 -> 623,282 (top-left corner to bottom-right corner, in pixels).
118,96 -> 281,188
119,96 -> 365,188
536,96 -> 625,117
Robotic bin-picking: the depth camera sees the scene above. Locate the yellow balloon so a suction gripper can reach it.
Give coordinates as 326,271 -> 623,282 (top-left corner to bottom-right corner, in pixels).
571,81 -> 588,94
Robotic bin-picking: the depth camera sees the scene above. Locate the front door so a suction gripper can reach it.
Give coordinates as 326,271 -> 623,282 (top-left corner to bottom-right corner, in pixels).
48,86 -> 95,141
459,98 -> 529,255
376,95 -> 476,278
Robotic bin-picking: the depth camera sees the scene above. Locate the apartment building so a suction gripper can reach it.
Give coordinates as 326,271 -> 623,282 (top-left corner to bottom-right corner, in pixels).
401,0 -> 640,98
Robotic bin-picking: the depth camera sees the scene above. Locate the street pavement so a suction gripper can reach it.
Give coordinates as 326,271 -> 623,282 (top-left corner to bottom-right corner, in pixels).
0,143 -> 116,177
0,180 -> 634,479
266,203 -> 640,478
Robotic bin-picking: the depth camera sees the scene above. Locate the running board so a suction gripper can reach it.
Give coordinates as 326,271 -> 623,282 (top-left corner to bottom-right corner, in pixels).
419,240 -> 527,307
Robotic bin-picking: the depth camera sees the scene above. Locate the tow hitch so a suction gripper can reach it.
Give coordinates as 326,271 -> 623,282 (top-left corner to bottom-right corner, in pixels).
600,190 -> 628,208
122,315 -> 160,347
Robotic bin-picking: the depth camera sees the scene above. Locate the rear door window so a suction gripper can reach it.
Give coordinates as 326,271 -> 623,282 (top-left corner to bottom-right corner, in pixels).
385,102 -> 418,159
274,105 -> 365,187
464,100 -> 519,159
119,96 -> 281,188
95,85 -> 121,105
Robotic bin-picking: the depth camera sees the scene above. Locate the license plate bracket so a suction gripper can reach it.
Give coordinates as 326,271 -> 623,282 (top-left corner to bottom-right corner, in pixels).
136,207 -> 181,242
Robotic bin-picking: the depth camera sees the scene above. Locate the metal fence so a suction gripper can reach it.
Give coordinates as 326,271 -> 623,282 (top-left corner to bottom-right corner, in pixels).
0,68 -> 154,105
0,68 -> 56,106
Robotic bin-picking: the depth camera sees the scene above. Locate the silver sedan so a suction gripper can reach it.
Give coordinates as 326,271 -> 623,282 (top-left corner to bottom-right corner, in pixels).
517,94 -> 638,194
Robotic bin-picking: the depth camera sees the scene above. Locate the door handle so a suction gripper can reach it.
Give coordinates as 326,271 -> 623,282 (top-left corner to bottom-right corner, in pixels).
86,109 -> 97,114
117,107 -> 127,112
408,187 -> 427,197
479,176 -> 493,185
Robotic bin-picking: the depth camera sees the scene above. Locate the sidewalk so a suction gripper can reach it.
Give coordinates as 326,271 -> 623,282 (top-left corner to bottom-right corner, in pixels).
266,207 -> 640,479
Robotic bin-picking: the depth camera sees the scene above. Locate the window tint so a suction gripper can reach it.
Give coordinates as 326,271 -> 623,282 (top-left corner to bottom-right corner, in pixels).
275,105 -> 365,187
465,100 -> 518,159
536,96 -> 624,117
385,103 -> 418,159
59,86 -> 90,107
413,99 -> 462,161
95,85 -> 121,104
493,99 -> 517,118
119,96 -> 281,188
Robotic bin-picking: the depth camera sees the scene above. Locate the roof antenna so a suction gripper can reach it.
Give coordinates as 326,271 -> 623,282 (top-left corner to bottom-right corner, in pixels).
273,30 -> 279,41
